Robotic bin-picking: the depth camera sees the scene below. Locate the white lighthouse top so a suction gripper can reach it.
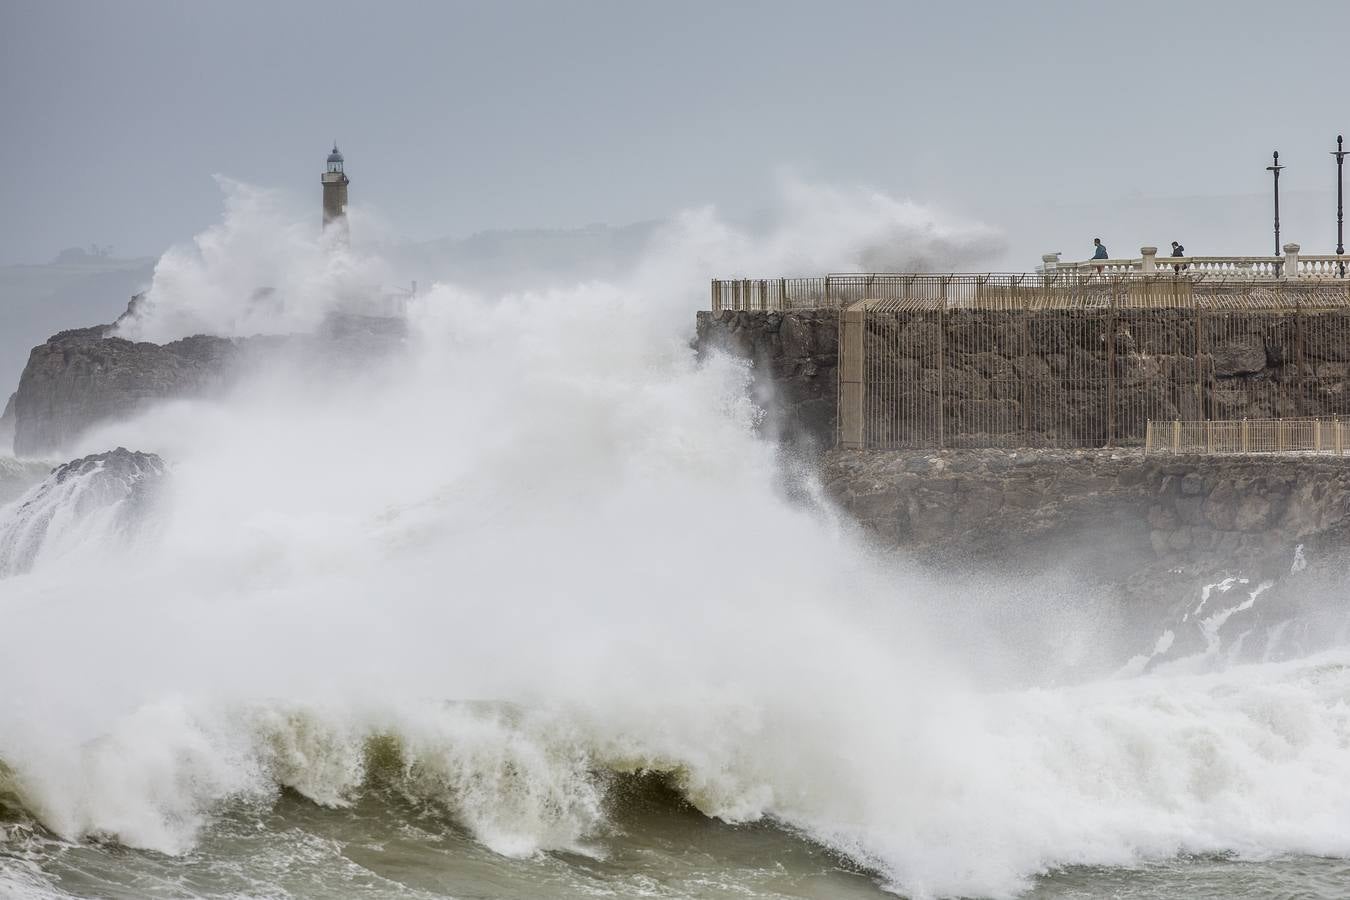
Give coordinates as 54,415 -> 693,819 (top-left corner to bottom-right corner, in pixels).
326,143 -> 344,173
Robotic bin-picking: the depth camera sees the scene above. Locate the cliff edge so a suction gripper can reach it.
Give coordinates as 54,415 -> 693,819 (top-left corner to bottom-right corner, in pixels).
12,325 -> 238,456
7,311 -> 407,458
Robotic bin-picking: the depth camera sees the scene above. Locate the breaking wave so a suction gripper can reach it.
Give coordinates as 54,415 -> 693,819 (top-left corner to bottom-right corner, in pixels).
3,180 -> 1350,899
4,655 -> 1350,898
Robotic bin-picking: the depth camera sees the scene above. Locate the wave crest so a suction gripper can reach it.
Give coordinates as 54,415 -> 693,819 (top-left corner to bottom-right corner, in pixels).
4,658 -> 1350,900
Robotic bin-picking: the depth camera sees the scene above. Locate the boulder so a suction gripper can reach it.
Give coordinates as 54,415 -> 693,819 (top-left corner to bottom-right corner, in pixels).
0,447 -> 165,576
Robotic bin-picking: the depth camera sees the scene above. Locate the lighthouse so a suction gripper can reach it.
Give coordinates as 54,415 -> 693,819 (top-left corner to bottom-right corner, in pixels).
321,143 -> 349,229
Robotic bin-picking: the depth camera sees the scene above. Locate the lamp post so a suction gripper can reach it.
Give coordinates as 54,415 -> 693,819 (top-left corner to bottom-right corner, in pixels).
1267,150 -> 1284,260
1334,136 -> 1347,277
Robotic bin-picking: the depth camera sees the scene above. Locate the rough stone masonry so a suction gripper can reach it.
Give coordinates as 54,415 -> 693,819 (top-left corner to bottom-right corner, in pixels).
698,305 -> 1350,452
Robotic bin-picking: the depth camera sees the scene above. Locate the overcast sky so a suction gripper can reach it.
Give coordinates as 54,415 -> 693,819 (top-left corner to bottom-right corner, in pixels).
4,0 -> 1350,267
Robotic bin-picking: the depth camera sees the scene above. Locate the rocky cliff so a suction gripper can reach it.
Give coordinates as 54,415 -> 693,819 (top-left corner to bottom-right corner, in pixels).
12,326 -> 239,456
822,449 -> 1350,572
8,313 -> 407,458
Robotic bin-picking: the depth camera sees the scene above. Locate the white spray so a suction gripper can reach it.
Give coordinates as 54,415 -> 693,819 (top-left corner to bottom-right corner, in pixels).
3,181 -> 1350,900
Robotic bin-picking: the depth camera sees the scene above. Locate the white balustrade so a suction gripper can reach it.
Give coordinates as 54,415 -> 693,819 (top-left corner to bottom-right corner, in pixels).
1046,244 -> 1347,279
1299,255 -> 1350,277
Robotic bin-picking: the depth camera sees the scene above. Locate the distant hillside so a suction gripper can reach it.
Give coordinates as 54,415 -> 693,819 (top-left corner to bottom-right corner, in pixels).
0,249 -> 155,396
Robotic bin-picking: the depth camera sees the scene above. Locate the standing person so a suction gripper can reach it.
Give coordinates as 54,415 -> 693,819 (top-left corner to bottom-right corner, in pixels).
1171,240 -> 1186,273
1092,237 -> 1109,273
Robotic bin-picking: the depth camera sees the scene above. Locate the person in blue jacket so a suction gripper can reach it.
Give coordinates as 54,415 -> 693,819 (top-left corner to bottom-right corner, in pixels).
1170,240 -> 1188,273
1092,237 -> 1109,273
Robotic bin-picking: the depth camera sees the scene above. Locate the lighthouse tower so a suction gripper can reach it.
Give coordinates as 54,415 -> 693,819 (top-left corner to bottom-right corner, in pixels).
321,143 -> 349,229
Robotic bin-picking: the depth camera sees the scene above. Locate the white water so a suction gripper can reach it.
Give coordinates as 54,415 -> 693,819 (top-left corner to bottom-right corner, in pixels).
0,451 -> 162,577
3,182 -> 1350,899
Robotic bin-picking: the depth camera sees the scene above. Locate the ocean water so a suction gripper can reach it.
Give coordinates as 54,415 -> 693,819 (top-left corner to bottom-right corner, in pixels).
3,184 -> 1350,899
7,771 -> 1350,900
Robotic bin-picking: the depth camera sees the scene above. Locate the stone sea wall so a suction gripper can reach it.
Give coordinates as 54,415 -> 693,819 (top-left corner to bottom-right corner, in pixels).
694,308 -> 1350,621
864,306 -> 1350,447
695,306 -> 1350,451
694,309 -> 838,450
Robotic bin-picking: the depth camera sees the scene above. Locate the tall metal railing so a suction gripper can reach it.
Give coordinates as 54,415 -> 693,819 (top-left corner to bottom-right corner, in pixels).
713,275 -> 1350,452
710,272 -> 1350,313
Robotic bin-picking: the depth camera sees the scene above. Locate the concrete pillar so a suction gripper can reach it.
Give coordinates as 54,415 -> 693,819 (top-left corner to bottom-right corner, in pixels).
1283,243 -> 1301,279
838,304 -> 866,450
1140,246 -> 1158,273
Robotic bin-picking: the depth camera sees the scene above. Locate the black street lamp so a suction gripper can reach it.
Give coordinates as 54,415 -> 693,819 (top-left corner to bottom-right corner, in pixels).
1334,135 -> 1347,277
1267,150 -> 1284,259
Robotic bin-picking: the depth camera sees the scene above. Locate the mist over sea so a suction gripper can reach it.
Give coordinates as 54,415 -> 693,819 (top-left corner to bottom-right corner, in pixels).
3,181 -> 1350,900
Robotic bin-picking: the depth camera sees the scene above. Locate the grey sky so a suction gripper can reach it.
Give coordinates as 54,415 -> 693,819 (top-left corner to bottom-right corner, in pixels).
3,0 -> 1350,267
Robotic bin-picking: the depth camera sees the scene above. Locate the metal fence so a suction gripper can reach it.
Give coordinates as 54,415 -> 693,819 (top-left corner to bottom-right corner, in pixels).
1145,418 -> 1350,454
787,275 -> 1350,450
711,272 -> 1350,314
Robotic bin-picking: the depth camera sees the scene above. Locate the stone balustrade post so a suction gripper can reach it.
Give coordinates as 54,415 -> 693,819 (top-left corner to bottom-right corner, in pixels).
1140,246 -> 1158,273
1283,243 -> 1301,278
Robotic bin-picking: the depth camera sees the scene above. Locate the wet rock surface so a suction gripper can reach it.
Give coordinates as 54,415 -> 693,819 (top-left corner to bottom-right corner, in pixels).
10,312 -> 408,457
821,448 -> 1350,665
13,326 -> 238,456
695,309 -> 838,451
0,447 -> 165,576
822,449 -> 1350,570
